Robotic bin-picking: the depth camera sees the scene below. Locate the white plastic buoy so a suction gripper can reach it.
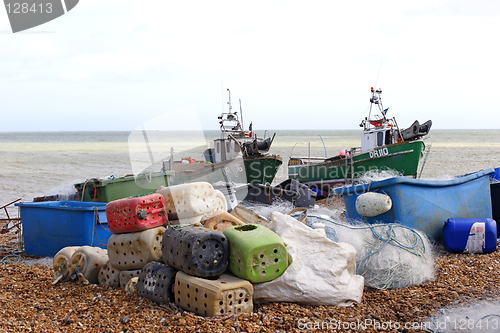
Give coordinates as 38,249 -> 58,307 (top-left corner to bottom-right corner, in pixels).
355,192 -> 392,217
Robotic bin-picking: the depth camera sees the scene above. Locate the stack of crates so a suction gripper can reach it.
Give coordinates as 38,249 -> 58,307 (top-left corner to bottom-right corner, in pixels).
104,193 -> 169,287
103,183 -> 291,317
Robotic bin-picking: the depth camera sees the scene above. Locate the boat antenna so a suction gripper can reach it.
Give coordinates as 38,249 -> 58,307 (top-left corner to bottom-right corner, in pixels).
221,80 -> 225,114
374,60 -> 383,88
239,99 -> 244,130
227,88 -> 232,114
369,60 -> 384,121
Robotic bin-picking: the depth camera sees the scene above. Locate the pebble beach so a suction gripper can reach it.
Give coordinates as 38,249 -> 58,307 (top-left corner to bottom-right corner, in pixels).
1,198 -> 499,333
1,130 -> 499,332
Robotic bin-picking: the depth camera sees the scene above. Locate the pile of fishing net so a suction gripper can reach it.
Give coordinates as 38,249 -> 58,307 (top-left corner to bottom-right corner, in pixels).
238,194 -> 435,290
293,213 -> 435,290
354,168 -> 402,184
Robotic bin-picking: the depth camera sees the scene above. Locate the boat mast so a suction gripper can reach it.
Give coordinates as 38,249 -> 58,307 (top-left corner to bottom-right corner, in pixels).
239,99 -> 244,131
362,87 -> 388,131
369,87 -> 386,121
227,88 -> 232,114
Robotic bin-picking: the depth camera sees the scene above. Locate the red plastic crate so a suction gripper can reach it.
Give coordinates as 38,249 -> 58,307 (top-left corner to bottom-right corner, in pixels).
105,194 -> 168,234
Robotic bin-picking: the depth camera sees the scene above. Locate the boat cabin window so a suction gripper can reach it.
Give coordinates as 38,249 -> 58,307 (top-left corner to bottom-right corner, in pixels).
385,130 -> 392,145
377,132 -> 384,147
234,142 -> 240,152
226,142 -> 230,153
216,142 -> 220,154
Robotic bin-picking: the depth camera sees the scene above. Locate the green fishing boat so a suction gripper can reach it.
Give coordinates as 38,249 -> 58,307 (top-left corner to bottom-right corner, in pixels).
167,89 -> 282,186
74,90 -> 282,203
288,87 -> 432,196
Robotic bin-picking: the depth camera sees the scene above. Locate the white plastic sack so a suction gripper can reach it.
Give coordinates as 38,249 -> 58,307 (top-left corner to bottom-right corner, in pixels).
253,212 -> 364,306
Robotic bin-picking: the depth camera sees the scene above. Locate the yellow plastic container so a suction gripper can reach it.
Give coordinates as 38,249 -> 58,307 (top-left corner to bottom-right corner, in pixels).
203,211 -> 245,232
174,271 -> 253,317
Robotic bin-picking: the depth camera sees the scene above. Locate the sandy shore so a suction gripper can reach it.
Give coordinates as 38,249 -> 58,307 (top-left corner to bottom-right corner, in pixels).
1,200 -> 499,332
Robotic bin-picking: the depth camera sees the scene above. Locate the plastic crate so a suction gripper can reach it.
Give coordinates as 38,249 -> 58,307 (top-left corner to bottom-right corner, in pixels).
105,193 -> 168,234
174,271 -> 253,317
107,227 -> 166,270
223,224 -> 288,283
15,201 -> 110,257
162,226 -> 229,278
137,262 -> 178,304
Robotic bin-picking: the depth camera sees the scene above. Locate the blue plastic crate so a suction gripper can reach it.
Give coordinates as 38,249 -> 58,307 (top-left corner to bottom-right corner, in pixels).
15,201 -> 111,257
334,168 -> 494,240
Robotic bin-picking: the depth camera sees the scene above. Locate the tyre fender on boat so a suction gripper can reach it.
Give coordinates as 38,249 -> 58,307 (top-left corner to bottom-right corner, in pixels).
355,192 -> 392,217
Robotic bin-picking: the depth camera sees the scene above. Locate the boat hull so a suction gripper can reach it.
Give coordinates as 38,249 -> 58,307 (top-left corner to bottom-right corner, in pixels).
288,140 -> 424,193
244,155 -> 283,185
169,155 -> 283,186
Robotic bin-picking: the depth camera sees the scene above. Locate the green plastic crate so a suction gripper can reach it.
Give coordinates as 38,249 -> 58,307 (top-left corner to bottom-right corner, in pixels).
223,224 -> 288,283
75,171 -> 174,203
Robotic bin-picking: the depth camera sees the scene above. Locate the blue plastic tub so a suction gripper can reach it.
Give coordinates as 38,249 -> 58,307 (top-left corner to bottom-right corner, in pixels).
442,218 -> 497,253
334,168 -> 494,240
491,167 -> 500,182
491,182 -> 500,231
15,201 -> 111,257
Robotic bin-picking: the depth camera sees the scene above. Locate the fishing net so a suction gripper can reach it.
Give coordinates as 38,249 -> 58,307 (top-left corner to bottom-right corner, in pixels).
289,212 -> 435,290
354,168 -> 402,184
239,199 -> 434,290
237,200 -> 297,220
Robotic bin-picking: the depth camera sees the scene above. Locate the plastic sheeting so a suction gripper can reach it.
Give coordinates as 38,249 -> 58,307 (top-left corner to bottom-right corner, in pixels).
253,212 -> 364,306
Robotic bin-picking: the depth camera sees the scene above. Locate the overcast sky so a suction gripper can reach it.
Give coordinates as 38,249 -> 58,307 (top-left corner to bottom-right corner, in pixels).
1,0 -> 499,132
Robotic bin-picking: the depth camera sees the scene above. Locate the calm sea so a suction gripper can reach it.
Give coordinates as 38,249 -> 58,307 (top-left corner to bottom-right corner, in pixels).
1,130 -> 499,215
